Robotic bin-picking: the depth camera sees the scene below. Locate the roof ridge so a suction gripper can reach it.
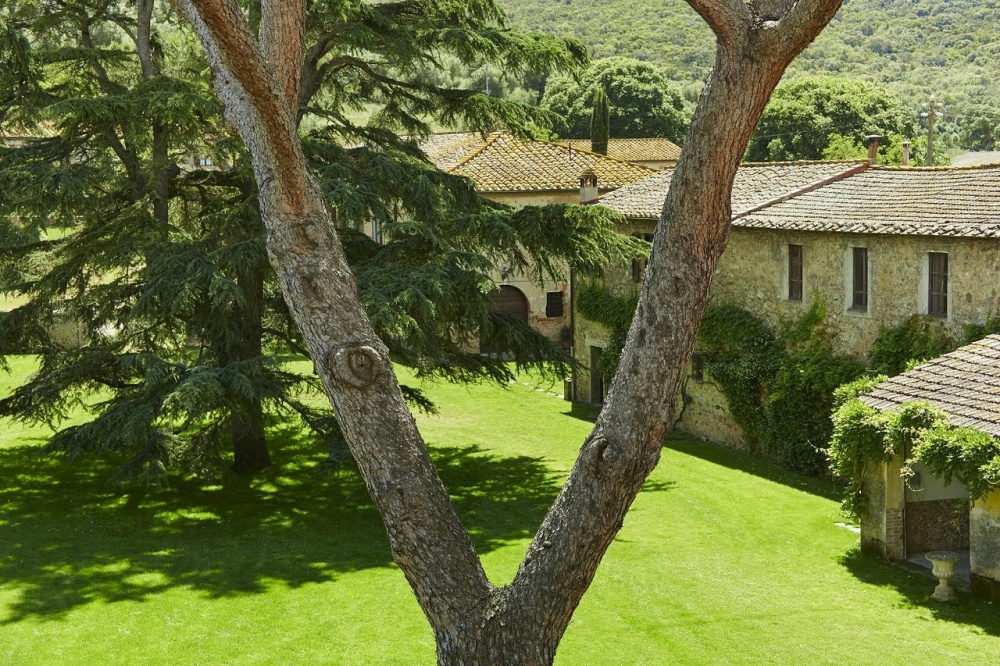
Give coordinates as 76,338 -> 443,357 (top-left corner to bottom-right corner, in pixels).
449,132 -> 502,172
871,162 -> 1000,172
731,163 -> 870,219
533,137 -> 658,173
740,159 -> 868,167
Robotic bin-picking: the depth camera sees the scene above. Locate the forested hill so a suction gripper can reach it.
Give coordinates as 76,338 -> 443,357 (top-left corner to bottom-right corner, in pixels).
500,0 -> 1000,108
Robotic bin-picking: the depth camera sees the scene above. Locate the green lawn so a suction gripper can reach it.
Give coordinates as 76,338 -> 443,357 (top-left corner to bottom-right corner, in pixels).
1,358 -> 998,664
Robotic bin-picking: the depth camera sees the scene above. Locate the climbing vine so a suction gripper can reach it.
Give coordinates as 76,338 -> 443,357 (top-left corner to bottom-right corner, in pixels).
867,314 -> 954,376
575,279 -> 638,382
698,300 -> 866,475
830,385 -> 1000,520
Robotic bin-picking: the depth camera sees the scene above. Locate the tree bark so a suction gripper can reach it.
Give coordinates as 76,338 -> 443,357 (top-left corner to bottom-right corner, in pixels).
171,0 -> 842,662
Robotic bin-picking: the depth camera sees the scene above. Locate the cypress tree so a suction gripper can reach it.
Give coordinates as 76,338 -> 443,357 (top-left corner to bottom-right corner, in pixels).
0,1 -> 641,482
590,87 -> 610,155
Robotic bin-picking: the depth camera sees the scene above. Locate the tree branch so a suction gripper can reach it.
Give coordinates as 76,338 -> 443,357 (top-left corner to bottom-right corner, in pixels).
686,0 -> 751,45
769,0 -> 844,61
136,0 -> 159,78
176,0 -> 313,215
261,0 -> 306,114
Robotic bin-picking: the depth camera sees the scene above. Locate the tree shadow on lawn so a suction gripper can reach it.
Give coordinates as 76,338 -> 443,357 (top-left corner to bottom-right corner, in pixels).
560,402 -> 601,424
839,548 -> 1000,637
0,431 -> 561,625
662,433 -> 844,501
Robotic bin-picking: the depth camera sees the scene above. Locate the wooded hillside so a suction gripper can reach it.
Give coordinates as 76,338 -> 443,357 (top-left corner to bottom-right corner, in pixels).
501,0 -> 1000,111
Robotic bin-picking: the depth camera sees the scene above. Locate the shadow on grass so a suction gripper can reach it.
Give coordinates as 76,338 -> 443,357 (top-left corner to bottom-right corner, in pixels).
560,402 -> 601,423
839,548 -> 1000,636
0,430 -> 560,625
662,433 -> 844,501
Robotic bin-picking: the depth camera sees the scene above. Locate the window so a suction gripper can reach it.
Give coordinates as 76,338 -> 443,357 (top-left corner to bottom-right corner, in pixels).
545,291 -> 564,318
631,233 -> 654,283
851,247 -> 868,311
928,252 -> 948,317
788,244 -> 803,301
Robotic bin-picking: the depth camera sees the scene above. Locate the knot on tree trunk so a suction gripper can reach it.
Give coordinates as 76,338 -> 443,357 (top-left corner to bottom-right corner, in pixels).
328,343 -> 384,388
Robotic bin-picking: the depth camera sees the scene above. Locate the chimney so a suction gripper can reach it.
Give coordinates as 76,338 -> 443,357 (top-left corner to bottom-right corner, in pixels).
865,135 -> 882,165
901,141 -> 911,166
579,168 -> 598,204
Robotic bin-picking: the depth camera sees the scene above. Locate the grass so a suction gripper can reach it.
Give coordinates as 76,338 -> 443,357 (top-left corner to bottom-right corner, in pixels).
1,359 -> 999,664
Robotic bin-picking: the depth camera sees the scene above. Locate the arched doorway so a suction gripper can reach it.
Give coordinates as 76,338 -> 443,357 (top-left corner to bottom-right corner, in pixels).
481,285 -> 530,354
488,285 -> 529,324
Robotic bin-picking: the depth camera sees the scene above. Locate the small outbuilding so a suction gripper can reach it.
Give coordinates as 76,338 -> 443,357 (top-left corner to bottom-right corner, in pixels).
859,335 -> 1000,600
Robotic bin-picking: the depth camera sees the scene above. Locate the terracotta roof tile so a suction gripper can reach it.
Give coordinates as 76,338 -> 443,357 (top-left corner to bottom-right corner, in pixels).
412,132 -> 655,193
861,335 -> 1000,437
445,133 -> 655,193
599,161 -> 863,220
416,132 -> 483,169
736,164 -> 1000,238
553,137 -> 682,163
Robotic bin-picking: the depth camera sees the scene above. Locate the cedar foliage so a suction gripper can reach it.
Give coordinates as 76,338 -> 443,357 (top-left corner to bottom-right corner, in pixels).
0,0 -> 639,483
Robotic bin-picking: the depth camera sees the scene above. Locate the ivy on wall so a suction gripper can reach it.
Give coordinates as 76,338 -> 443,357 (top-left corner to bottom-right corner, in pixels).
867,314 -> 954,376
830,384 -> 1000,520
575,283 -> 1000,498
574,279 -> 638,382
698,300 -> 866,475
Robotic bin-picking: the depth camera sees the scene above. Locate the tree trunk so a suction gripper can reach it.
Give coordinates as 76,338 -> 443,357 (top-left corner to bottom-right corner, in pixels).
232,396 -> 269,475
230,252 -> 270,476
171,0 -> 843,661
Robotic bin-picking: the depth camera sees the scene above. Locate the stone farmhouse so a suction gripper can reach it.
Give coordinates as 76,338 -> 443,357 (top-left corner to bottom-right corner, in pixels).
585,162 -> 1000,449
412,131 -> 654,343
858,335 -> 1000,600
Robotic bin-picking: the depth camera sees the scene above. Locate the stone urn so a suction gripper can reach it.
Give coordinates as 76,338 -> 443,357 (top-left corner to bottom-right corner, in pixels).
925,551 -> 960,601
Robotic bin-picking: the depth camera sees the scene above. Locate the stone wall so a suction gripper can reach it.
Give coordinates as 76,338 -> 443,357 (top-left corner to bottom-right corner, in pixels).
971,491 -> 1000,601
572,313 -> 609,405
713,228 -> 1000,358
860,457 -> 906,560
676,377 -> 746,449
904,498 -> 970,552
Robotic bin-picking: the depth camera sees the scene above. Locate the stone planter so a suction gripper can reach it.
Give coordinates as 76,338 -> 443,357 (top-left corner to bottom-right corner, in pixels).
926,551 -> 960,601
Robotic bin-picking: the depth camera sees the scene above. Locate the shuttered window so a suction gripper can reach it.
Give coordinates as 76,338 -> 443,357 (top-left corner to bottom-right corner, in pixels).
546,291 -> 564,317
928,252 -> 948,317
851,247 -> 868,310
788,244 -> 803,301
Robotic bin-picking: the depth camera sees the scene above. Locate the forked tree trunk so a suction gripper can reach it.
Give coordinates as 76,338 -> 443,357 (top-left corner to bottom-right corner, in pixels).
171,0 -> 842,662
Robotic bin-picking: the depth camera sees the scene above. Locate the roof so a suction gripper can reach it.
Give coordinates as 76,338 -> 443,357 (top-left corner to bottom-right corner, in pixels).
553,137 -> 682,163
416,132 -> 655,193
599,161 -> 863,220
862,335 -> 1000,437
738,164 -> 1000,238
416,132 -> 483,170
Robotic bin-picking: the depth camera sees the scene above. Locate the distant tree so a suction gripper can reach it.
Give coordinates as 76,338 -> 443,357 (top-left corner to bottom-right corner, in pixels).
541,57 -> 688,142
747,76 -> 915,161
590,87 -> 610,154
960,104 -> 1000,151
